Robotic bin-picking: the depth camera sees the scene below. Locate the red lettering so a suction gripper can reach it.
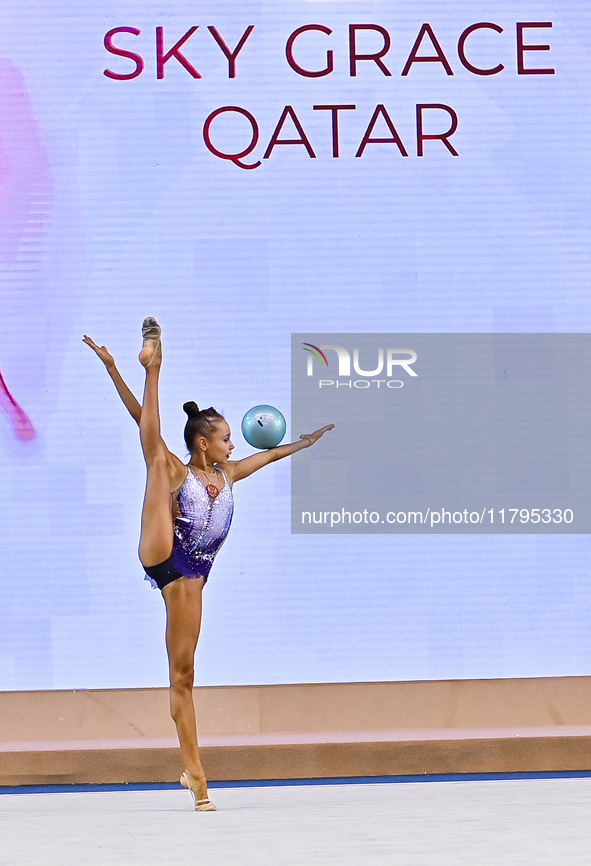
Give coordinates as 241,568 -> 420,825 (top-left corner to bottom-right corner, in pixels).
402,24 -> 454,76
203,106 -> 261,170
207,26 -> 255,78
104,27 -> 144,80
263,106 -> 316,159
349,25 -> 391,77
517,22 -> 554,74
156,26 -> 200,79
416,104 -> 459,156
355,105 -> 408,158
313,105 -> 356,157
457,23 -> 504,75
285,25 -> 333,77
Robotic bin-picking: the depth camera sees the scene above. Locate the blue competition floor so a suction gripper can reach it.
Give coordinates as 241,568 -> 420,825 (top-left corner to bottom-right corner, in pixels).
3,770 -> 591,795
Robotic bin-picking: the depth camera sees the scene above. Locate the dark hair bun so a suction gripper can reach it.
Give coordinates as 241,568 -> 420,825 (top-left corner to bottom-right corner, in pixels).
183,401 -> 200,418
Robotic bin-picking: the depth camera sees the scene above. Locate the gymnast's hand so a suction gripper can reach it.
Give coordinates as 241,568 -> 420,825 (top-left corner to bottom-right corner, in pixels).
300,424 -> 335,447
83,335 -> 115,371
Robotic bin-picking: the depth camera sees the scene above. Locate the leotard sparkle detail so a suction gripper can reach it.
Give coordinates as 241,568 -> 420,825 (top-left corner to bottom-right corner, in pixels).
173,466 -> 233,578
143,466 -> 234,589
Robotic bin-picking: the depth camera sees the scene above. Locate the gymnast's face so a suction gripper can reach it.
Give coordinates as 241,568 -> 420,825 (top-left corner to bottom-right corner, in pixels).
204,419 -> 234,463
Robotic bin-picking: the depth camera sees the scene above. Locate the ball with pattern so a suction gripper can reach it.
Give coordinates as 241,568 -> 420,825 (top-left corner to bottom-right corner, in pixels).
241,405 -> 286,450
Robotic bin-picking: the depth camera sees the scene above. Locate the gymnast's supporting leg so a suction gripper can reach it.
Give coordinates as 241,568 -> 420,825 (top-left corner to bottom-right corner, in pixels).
162,577 -> 211,803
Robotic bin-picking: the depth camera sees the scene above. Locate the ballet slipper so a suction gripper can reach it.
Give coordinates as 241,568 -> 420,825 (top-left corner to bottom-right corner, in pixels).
180,770 -> 217,812
139,317 -> 162,367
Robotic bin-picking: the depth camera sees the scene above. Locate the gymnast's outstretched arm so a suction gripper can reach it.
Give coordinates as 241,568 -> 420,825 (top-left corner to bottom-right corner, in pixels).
227,423 -> 335,483
83,335 -> 142,425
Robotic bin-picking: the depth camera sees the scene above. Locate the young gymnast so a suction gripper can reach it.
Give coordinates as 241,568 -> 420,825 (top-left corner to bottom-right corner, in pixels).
83,319 -> 333,811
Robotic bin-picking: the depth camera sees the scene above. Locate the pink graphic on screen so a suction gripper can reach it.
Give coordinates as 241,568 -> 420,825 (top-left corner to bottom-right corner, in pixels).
0,58 -> 53,443
0,369 -> 34,441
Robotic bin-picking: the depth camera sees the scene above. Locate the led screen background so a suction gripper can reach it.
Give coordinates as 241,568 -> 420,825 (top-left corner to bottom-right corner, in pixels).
0,1 -> 589,689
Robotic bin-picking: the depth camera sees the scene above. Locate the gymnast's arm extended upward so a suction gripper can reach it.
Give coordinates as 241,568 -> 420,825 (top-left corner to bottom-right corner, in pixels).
83,335 -> 142,425
84,332 -> 186,489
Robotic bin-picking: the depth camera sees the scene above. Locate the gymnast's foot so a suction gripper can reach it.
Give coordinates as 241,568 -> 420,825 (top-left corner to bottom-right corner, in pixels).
139,317 -> 162,368
180,770 -> 217,811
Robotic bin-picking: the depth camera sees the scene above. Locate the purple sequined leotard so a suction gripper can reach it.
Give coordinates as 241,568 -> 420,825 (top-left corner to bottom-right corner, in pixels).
170,466 -> 234,579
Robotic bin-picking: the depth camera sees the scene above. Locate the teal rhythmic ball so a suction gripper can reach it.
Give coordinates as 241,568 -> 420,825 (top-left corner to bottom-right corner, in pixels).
241,405 -> 286,450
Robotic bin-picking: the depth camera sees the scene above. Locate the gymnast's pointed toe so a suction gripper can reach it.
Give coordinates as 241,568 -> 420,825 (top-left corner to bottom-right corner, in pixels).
139,317 -> 162,366
141,316 -> 161,341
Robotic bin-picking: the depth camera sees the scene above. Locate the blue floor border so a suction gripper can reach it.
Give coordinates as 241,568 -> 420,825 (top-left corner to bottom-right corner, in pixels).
3,770 -> 591,795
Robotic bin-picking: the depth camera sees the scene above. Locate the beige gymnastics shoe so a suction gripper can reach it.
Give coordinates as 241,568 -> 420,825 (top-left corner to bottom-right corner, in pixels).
180,770 -> 217,811
139,316 -> 162,367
